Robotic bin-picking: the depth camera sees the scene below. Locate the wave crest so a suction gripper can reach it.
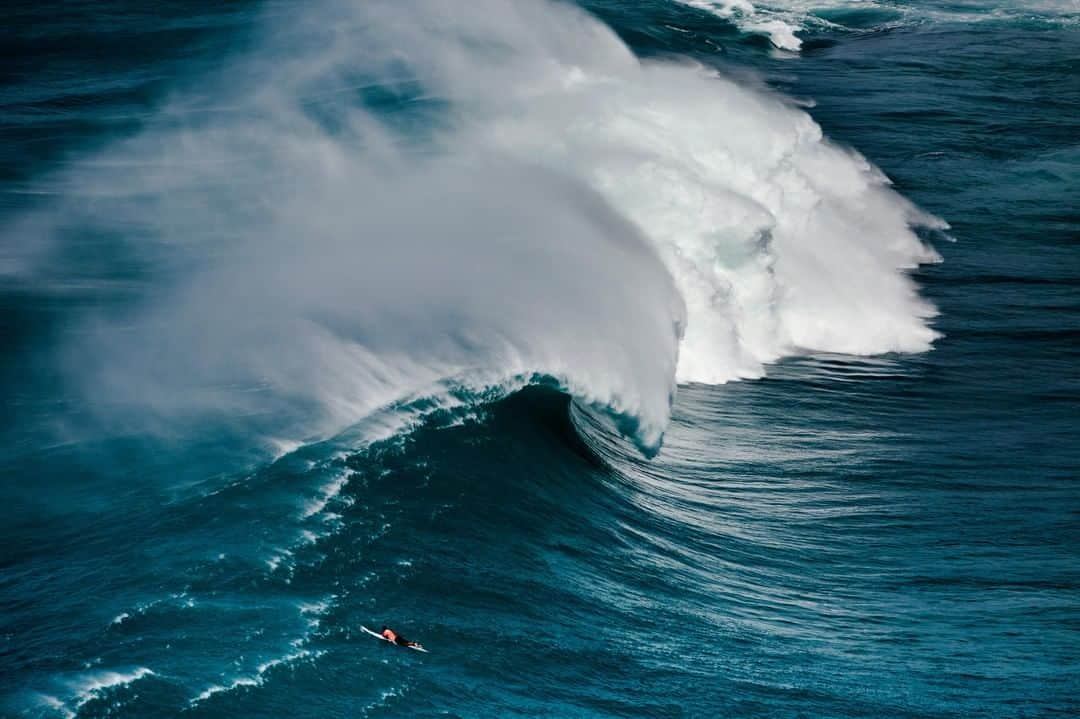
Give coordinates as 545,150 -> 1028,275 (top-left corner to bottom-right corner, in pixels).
4,0 -> 941,452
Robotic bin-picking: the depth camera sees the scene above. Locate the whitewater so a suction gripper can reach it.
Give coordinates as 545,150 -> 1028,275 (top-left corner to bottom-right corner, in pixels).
4,0 -> 942,452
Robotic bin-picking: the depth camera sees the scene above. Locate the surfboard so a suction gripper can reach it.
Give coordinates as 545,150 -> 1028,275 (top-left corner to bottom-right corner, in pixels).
361,625 -> 429,652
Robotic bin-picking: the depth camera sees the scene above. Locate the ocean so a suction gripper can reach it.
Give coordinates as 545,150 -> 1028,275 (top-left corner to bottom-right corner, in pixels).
1,1 -> 1078,717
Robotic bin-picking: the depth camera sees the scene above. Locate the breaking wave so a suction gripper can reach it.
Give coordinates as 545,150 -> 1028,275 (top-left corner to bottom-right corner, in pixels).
675,0 -> 1080,51
2,0 -> 943,453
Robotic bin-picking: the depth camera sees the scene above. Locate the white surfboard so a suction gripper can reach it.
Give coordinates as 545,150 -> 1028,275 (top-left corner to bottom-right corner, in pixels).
361,625 -> 429,653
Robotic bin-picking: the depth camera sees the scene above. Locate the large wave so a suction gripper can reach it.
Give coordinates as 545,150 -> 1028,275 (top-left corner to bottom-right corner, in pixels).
1,0 -> 942,453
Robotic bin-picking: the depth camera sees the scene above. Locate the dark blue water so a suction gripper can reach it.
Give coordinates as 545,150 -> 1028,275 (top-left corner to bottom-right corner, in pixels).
2,2 -> 1078,717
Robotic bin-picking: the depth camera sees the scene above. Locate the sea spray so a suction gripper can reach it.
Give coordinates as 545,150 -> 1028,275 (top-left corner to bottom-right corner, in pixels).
3,0 -> 940,452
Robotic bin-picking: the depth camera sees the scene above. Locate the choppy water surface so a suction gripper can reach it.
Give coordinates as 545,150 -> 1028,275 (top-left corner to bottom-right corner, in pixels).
1,1 -> 1077,717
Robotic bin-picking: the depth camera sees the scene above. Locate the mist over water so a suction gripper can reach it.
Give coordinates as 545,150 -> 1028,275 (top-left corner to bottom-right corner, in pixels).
5,0 -> 941,452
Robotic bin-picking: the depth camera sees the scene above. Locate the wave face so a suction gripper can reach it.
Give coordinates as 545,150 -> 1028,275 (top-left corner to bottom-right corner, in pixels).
2,0 -> 941,452
3,1 -> 1078,718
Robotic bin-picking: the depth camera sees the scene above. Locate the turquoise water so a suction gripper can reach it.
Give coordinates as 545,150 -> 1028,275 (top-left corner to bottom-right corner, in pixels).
2,1 -> 1078,717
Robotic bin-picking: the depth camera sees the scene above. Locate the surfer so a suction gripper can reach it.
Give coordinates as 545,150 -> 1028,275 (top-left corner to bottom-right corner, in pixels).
360,623 -> 428,651
381,625 -> 421,649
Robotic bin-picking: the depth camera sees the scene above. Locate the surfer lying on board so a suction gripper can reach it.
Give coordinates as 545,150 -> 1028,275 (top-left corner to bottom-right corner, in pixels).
381,625 -> 421,649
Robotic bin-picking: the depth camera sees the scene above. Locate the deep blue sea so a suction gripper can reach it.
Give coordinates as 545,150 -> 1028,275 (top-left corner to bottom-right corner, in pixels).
2,1 -> 1078,717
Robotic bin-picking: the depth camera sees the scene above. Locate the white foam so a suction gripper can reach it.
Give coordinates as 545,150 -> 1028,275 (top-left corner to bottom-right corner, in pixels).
268,437 -> 305,460
10,0 -> 943,452
35,694 -> 75,719
265,549 -> 293,572
67,667 -> 155,710
192,677 -> 259,704
676,0 -> 804,49
434,7 -> 944,381
299,472 -> 349,519
189,649 -> 320,706
297,598 -> 332,615
678,0 -> 1080,48
745,18 -> 803,50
